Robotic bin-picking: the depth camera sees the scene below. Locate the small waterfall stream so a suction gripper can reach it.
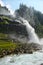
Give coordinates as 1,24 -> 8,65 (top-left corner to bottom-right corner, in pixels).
19,17 -> 40,43
0,18 -> 43,65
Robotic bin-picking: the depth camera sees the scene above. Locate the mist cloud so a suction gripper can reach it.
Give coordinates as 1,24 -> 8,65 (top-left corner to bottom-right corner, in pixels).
0,0 -> 4,6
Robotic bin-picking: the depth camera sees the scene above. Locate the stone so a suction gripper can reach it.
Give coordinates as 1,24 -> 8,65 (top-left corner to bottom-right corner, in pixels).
40,63 -> 43,65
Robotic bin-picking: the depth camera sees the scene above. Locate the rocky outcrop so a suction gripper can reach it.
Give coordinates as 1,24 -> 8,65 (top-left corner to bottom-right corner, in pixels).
0,43 -> 42,58
14,43 -> 42,54
0,6 -> 10,15
0,24 -> 28,36
40,63 -> 43,65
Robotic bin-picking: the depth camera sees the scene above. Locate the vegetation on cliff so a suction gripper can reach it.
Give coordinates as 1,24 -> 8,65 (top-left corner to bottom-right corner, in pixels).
15,4 -> 43,37
0,39 -> 42,58
0,4 -> 43,58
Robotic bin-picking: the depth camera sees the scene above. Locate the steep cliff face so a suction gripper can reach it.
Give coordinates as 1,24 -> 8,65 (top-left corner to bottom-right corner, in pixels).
0,6 -> 11,15
0,16 -> 28,43
0,15 -> 28,37
0,24 -> 27,35
15,4 -> 35,26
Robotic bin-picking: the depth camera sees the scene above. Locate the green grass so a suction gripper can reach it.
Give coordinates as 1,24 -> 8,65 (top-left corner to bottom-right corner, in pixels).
0,40 -> 17,54
0,40 -> 16,48
0,15 -> 12,21
0,33 -> 8,38
0,33 -> 19,57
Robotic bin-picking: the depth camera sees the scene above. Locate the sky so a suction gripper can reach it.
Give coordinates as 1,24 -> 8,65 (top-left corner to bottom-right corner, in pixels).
0,0 -> 43,14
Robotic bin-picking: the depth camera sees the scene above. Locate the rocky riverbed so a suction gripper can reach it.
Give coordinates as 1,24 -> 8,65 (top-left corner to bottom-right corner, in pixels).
0,51 -> 43,65
0,43 -> 42,58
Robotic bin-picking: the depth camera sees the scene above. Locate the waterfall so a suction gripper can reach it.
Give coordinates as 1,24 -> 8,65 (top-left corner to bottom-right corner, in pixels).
19,17 -> 40,44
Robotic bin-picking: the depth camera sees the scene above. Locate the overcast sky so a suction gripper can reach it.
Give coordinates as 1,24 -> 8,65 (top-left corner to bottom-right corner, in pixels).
0,0 -> 43,13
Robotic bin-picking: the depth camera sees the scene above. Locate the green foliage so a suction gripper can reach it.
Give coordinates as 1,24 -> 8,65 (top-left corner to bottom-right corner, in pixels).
35,23 -> 43,37
0,40 -> 17,54
0,33 -> 8,39
0,15 -> 12,24
0,4 -> 43,37
34,11 -> 43,25
15,4 -> 43,37
16,4 -> 28,17
34,11 -> 43,37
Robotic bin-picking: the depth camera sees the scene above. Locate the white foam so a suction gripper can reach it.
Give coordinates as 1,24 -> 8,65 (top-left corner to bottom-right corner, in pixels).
0,52 -> 43,65
19,17 -> 40,44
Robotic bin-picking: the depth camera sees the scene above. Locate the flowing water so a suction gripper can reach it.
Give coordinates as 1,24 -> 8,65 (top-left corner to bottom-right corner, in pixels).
0,51 -> 43,65
0,18 -> 43,65
19,17 -> 40,44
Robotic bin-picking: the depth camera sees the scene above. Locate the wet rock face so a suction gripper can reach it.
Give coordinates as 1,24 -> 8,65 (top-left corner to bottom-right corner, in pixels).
0,43 -> 42,58
28,43 -> 42,50
0,6 -> 10,15
40,63 -> 43,65
0,24 -> 28,36
14,43 -> 42,54
0,15 -> 28,37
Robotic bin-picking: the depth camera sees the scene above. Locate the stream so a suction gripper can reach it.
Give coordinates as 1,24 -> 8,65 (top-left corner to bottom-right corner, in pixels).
0,51 -> 43,65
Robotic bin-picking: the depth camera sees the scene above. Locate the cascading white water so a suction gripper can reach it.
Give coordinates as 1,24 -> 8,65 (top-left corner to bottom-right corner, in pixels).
19,17 -> 40,44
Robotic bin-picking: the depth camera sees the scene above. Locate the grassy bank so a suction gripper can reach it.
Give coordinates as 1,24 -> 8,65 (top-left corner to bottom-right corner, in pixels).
0,40 -> 18,58
0,39 -> 42,58
0,33 -> 42,58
